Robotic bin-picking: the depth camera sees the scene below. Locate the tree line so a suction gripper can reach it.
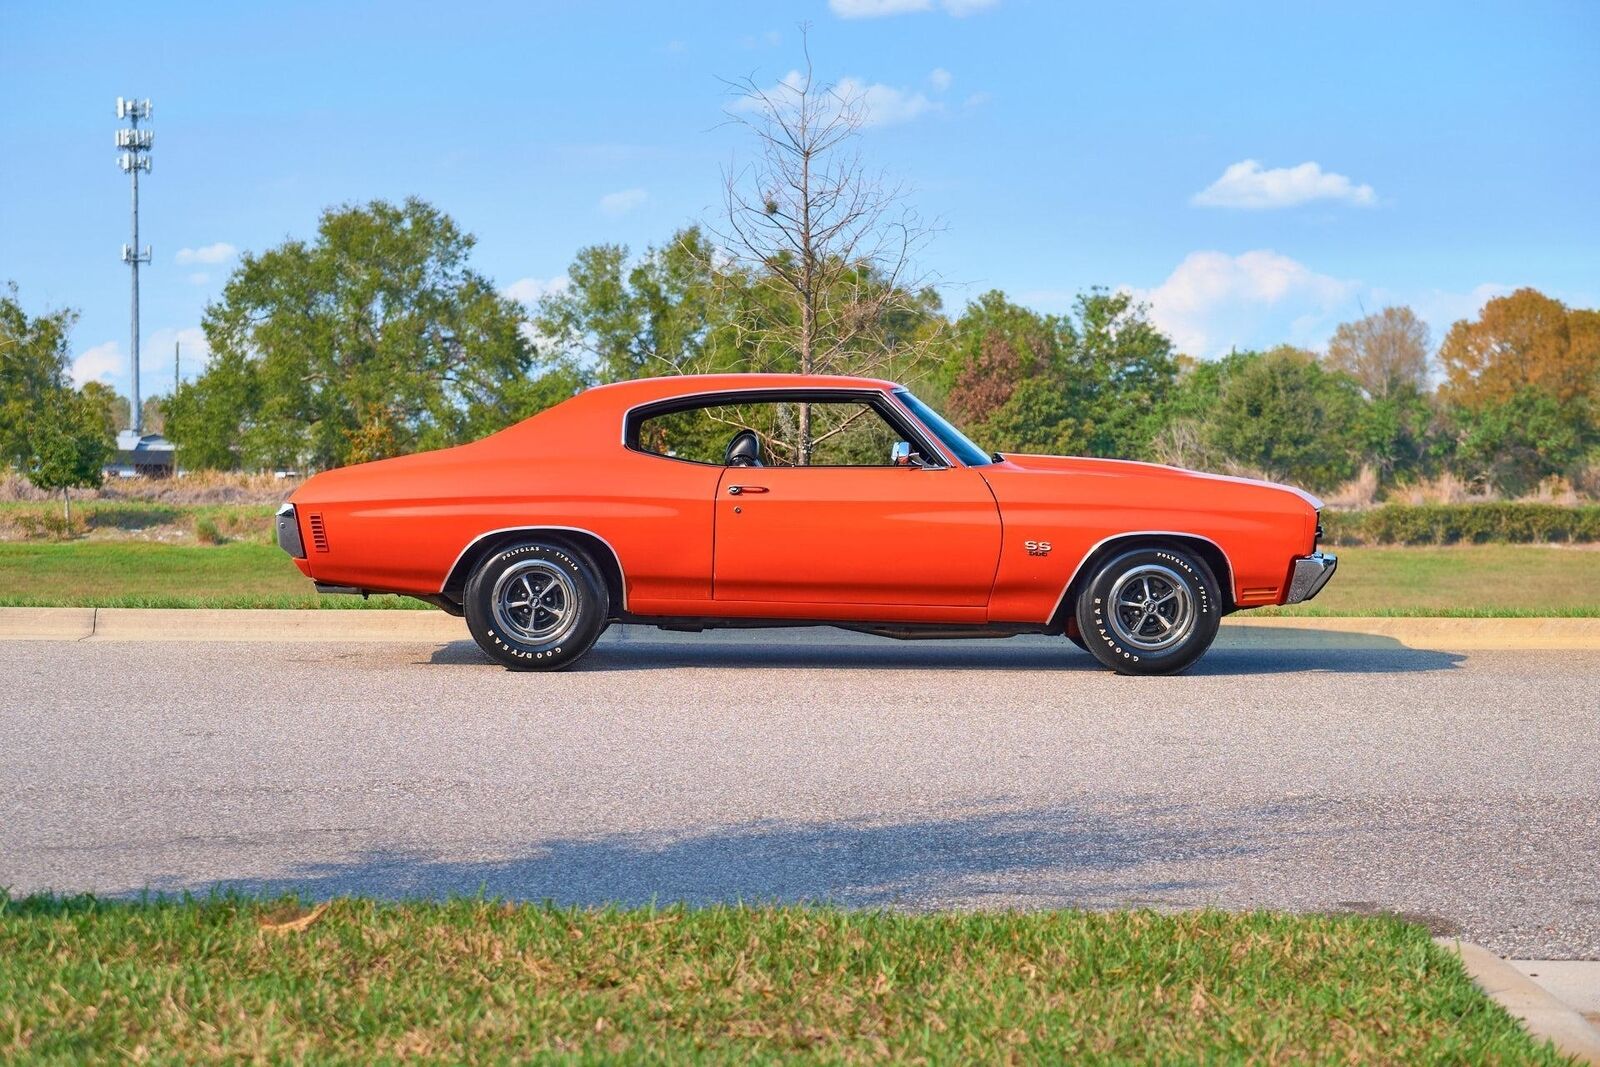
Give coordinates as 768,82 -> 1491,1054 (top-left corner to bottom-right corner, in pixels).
6,222 -> 1595,501
4,52 -> 1597,502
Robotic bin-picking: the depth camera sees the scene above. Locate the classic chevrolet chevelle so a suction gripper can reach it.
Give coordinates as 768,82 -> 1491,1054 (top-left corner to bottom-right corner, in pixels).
277,374 -> 1336,674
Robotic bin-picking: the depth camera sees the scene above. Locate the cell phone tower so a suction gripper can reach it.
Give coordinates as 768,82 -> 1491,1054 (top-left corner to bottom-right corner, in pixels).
116,97 -> 153,435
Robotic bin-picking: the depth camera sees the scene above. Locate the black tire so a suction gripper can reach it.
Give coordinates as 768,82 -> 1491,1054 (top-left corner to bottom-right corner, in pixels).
464,541 -> 610,671
1074,546 -> 1221,676
1065,624 -> 1089,652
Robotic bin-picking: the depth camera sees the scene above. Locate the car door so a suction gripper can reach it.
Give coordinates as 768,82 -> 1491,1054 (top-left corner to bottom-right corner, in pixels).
712,462 -> 1002,609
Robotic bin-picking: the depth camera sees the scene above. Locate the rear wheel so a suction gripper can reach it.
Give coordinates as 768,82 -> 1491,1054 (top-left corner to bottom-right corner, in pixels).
1075,546 -> 1220,675
464,541 -> 609,671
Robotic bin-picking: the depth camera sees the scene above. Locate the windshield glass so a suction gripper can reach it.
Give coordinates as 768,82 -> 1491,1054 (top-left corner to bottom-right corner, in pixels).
894,390 -> 992,466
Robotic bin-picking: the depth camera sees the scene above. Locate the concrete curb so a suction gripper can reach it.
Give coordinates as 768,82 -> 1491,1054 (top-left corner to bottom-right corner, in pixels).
0,607 -> 96,640
0,608 -> 1598,648
88,607 -> 466,642
1509,961 -> 1600,1026
1221,616 -> 1600,650
1437,938 -> 1600,1065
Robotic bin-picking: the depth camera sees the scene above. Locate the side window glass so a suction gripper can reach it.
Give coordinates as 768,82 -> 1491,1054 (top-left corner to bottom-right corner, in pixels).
636,400 -> 909,467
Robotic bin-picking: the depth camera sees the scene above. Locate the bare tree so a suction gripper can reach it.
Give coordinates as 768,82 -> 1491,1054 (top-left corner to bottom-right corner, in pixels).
1325,306 -> 1432,399
714,29 -> 940,463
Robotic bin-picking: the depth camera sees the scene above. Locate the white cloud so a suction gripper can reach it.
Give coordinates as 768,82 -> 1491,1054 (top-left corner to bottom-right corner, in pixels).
829,0 -> 997,16
174,242 -> 238,265
71,341 -> 122,387
501,276 -> 570,306
1128,250 -> 1359,357
737,69 -> 946,128
152,326 -> 209,368
71,328 -> 210,393
1192,160 -> 1376,210
928,67 -> 952,91
830,0 -> 930,15
598,188 -> 648,216
1408,282 -> 1513,339
836,76 -> 937,126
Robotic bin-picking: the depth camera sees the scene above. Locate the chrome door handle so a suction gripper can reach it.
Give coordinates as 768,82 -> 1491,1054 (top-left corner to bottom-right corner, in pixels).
727,485 -> 768,495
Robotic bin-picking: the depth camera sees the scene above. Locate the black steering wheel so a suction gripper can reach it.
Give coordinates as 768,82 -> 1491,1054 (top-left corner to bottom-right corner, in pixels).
724,429 -> 763,467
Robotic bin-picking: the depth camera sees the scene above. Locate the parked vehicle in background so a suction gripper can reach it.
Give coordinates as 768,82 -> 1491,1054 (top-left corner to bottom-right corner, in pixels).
277,375 -> 1335,674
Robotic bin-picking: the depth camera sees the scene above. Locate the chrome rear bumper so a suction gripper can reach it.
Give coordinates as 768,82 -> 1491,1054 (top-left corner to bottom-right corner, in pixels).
1284,551 -> 1338,603
275,502 -> 305,559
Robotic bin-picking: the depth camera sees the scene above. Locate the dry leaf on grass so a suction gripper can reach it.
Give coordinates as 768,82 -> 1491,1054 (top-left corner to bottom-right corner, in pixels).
259,902 -> 330,934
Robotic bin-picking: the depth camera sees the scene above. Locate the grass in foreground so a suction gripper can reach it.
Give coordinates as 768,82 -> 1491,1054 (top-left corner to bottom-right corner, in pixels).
1,540 -> 1598,615
0,898 -> 1567,1065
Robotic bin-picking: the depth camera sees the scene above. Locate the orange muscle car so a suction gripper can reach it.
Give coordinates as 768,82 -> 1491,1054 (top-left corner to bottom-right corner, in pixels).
277,374 -> 1336,674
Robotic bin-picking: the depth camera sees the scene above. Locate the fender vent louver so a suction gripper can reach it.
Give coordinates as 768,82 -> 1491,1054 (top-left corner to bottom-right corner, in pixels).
308,513 -> 330,553
1242,586 -> 1278,598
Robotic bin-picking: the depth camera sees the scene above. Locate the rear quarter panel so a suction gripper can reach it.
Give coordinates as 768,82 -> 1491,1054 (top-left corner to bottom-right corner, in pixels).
286,403 -> 721,604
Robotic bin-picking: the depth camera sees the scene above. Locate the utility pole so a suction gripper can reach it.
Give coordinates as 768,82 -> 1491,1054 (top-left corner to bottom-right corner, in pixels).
116,97 -> 153,436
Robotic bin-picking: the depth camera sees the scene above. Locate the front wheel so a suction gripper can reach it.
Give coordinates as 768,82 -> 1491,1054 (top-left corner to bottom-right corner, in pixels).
464,541 -> 609,671
1074,547 -> 1221,675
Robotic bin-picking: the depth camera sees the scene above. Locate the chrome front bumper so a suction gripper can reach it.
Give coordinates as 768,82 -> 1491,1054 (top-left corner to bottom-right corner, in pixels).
1284,551 -> 1338,604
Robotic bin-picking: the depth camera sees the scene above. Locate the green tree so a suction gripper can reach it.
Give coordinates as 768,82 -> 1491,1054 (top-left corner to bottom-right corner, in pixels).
0,283 -> 78,469
164,347 -> 257,470
1190,347 -> 1365,492
538,228 -> 943,463
169,198 -> 571,471
77,381 -> 123,440
1447,388 -> 1587,494
96,391 -> 168,435
941,291 -> 1057,427
1067,289 -> 1179,457
536,228 -> 729,383
944,289 -> 1177,459
29,388 -> 114,521
1353,385 -> 1435,482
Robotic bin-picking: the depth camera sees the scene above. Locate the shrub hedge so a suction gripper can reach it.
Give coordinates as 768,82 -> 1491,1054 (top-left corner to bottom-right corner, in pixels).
1322,503 -> 1600,545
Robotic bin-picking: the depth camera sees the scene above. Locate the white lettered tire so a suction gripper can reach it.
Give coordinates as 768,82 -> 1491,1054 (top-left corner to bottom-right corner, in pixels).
464,541 -> 609,671
1075,546 -> 1221,675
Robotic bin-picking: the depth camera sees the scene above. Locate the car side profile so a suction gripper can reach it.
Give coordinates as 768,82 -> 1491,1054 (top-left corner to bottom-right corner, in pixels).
277,374 -> 1336,675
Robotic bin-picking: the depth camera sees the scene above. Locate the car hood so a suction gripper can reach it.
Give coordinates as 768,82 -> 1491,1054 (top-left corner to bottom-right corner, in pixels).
995,453 -> 1324,510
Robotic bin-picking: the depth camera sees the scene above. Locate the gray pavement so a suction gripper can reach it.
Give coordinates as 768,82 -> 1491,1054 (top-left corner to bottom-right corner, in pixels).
2,626 -> 1597,958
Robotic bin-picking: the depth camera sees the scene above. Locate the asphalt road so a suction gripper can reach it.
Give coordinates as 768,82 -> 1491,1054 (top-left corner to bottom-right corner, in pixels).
3,627 -> 1597,958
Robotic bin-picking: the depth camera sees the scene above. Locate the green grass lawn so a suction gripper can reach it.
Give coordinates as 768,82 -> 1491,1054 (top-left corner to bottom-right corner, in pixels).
0,541 -> 426,609
0,898 -> 1568,1065
1265,544 -> 1600,617
0,540 -> 1597,614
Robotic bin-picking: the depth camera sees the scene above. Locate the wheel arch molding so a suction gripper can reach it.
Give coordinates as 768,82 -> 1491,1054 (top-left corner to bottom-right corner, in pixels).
1050,531 -> 1236,628
442,526 -> 627,614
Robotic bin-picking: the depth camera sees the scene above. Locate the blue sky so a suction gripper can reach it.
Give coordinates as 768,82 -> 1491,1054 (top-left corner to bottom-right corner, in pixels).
2,0 -> 1596,400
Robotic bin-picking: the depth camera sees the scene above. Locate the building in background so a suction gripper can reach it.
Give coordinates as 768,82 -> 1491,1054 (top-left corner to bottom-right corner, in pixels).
109,429 -> 174,477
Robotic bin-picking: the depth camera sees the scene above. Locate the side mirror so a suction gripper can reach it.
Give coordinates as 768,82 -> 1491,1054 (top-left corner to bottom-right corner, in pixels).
891,441 -> 919,467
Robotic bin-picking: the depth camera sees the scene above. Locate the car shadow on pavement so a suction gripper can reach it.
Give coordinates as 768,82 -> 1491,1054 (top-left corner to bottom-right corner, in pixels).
128,802 -> 1257,910
424,629 -> 1466,675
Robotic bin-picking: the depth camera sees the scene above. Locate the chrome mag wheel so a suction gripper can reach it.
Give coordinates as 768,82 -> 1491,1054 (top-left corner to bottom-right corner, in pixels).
490,559 -> 580,645
1106,563 -> 1196,653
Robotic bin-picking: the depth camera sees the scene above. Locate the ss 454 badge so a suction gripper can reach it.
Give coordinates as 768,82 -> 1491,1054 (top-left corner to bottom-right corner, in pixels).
1024,540 -> 1052,556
